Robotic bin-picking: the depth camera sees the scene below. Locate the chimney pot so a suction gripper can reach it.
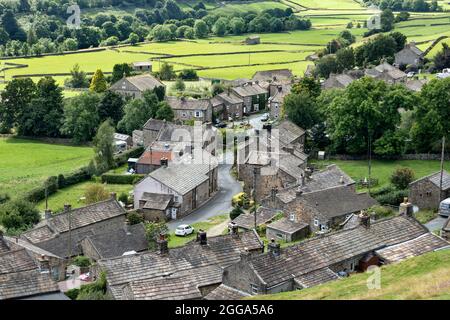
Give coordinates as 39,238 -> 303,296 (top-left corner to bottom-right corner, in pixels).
268,238 -> 281,257
399,197 -> 414,217
359,211 -> 371,229
110,192 -> 117,200
157,233 -> 169,255
44,209 -> 52,219
160,157 -> 168,167
198,229 -> 207,245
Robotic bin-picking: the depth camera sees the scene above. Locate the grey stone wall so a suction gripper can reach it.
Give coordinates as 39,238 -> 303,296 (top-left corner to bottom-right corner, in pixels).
409,180 -> 443,210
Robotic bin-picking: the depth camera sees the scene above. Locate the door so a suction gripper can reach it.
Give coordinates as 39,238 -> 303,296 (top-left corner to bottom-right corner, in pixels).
171,208 -> 177,220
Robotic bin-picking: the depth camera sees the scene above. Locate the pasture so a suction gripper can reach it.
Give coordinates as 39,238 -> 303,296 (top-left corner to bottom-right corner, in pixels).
0,137 -> 93,199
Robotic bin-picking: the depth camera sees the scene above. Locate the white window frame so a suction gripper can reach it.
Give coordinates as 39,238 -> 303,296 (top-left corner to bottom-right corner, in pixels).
250,284 -> 258,295
289,213 -> 295,222
313,219 -> 319,227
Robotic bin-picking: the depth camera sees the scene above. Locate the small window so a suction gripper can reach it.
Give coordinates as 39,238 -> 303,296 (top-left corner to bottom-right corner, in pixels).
314,219 -> 319,227
289,213 -> 295,221
276,233 -> 284,239
250,284 -> 258,295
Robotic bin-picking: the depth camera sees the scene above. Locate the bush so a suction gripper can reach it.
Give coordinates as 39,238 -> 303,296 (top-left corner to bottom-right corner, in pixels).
374,189 -> 409,206
100,174 -> 144,185
127,212 -> 144,225
25,176 -> 59,203
229,206 -> 243,220
72,256 -> 91,268
0,193 -> 10,204
256,223 -> 266,237
84,184 -> 109,204
114,147 -> 144,167
144,221 -> 170,250
370,185 -> 396,197
76,272 -> 111,300
390,167 -> 415,190
370,205 -> 395,219
118,192 -> 129,204
65,288 -> 80,300
0,199 -> 40,231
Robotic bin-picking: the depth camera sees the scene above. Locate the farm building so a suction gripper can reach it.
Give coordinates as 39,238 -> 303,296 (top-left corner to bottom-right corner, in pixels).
394,42 -> 424,67
110,74 -> 165,99
245,35 -> 260,45
252,69 -> 293,82
409,170 -> 450,210
266,216 -> 309,242
322,73 -> 355,90
165,96 -> 213,123
365,62 -> 407,84
132,61 -> 152,72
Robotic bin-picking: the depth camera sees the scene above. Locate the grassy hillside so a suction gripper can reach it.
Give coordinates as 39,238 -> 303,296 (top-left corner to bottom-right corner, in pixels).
250,249 -> 450,300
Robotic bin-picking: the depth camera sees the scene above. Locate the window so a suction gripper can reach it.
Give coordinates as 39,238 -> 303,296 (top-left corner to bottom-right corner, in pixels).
250,284 -> 258,295
276,233 -> 284,240
320,225 -> 328,232
182,112 -> 187,117
314,219 -> 319,227
195,111 -> 201,118
289,213 -> 295,222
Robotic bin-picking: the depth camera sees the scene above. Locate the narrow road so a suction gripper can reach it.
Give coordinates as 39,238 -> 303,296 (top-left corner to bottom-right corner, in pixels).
425,215 -> 448,232
168,160 -> 242,231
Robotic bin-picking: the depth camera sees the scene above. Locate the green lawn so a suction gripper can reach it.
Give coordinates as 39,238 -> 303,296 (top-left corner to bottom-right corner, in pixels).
250,249 -> 450,300
37,181 -> 133,213
290,0 -> 364,9
0,137 -> 93,199
314,159 -> 450,192
213,1 -> 289,15
414,209 -> 438,224
168,214 -> 229,248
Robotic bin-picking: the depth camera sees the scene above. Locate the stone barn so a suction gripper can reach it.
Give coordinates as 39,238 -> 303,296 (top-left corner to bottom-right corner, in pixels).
409,170 -> 450,210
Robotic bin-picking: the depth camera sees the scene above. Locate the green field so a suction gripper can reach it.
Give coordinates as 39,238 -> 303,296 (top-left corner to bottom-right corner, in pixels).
315,159 -> 450,191
290,0 -> 364,10
251,249 -> 450,300
214,1 -> 289,15
37,181 -> 133,213
0,137 -> 93,199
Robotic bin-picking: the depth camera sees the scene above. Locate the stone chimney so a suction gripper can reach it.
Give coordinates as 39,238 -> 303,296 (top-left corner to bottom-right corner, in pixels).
160,157 -> 168,167
240,247 -> 251,262
157,233 -> 169,255
197,229 -> 207,245
339,175 -> 345,184
399,197 -> 414,217
228,222 -> 239,236
44,209 -> 52,220
305,167 -> 313,181
301,173 -> 305,186
110,192 -> 117,200
359,211 -> 371,229
267,238 -> 281,257
64,204 -> 72,212
271,187 -> 278,202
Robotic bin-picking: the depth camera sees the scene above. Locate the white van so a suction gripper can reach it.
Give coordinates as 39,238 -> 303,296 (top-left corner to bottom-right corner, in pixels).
439,198 -> 450,217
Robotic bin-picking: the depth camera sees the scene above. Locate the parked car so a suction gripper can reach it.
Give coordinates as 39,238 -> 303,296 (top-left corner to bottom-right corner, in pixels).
439,198 -> 450,217
175,224 -> 195,236
407,71 -> 416,78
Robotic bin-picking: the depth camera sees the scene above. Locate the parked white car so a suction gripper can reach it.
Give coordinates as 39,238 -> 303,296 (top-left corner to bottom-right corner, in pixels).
175,224 -> 195,236
439,198 -> 450,217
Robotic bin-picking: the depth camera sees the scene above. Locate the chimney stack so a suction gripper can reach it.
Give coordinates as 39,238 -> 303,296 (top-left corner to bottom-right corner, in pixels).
305,168 -> 313,181
228,222 -> 239,237
267,238 -> 281,257
160,157 -> 168,167
271,187 -> 278,202
359,211 -> 371,229
240,247 -> 251,262
157,233 -> 169,255
197,229 -> 207,245
64,204 -> 72,212
399,197 -> 414,217
44,209 -> 52,220
110,192 -> 117,200
296,189 -> 303,197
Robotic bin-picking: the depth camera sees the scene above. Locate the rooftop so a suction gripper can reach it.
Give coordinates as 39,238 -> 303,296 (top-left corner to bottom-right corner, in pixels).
141,193 -> 174,210
166,96 -> 211,111
410,170 -> 450,190
205,284 -> 250,300
267,217 -> 308,234
232,207 -> 280,230
0,269 -> 60,300
252,69 -> 294,82
111,74 -> 164,92
232,83 -> 268,97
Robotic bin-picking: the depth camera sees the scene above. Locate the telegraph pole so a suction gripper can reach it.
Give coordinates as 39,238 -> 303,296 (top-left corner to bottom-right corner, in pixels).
439,136 -> 446,204
253,167 -> 257,230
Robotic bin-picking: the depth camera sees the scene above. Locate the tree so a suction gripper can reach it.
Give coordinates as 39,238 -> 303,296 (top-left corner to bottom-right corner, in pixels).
194,19 -> 208,38
0,78 -> 36,133
151,24 -> 174,41
315,55 -> 338,78
212,17 -> 228,36
339,30 -> 355,44
1,10 -> 26,41
336,47 -> 355,72
90,69 -> 107,93
128,32 -> 139,45
61,92 -> 101,143
111,63 -> 132,83
178,69 -> 198,80
390,167 -> 415,190
118,99 -> 153,135
93,120 -> 115,174
19,77 -> 64,137
66,64 -> 89,88
97,91 -> 124,125
434,43 -> 450,70
144,221 -> 170,250
380,9 -> 395,32
0,199 -> 40,232
127,212 -> 144,225
292,76 -> 321,98
230,17 -> 246,35
174,78 -> 185,91
155,102 -> 175,121
230,206 -> 243,220
84,184 -> 109,204
283,92 -> 320,130
159,62 -> 176,80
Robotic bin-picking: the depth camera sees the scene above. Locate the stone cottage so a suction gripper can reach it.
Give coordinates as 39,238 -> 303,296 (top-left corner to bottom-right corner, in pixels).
394,42 -> 424,67
365,62 -> 407,84
265,215 -> 309,242
212,91 -> 245,120
245,35 -> 260,45
409,170 -> 450,210
110,74 -> 165,99
132,61 -> 152,72
232,82 -> 268,114
268,85 -> 291,119
165,96 -> 212,123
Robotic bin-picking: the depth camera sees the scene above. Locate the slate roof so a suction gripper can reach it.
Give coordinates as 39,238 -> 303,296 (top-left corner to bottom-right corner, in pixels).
142,193 -> 173,210
3,236 -> 61,259
269,85 -> 290,103
246,151 -> 305,181
365,62 -> 407,81
0,237 -> 10,254
397,43 -> 423,57
217,92 -> 244,105
293,267 -> 339,288
21,199 -> 126,244
166,96 -> 211,111
322,73 -> 355,89
300,164 -> 355,193
35,229 -> 94,258
98,231 -> 263,299
205,284 -> 250,300
0,249 -> 36,275
147,157 -> 218,195
143,118 -> 166,131
232,83 -> 268,97
0,269 -> 60,300
275,120 -> 305,145
246,215 -> 428,288
410,170 -> 450,191
375,233 -> 450,263
232,207 -> 280,230
267,218 -> 308,234
83,223 -> 148,259
300,186 -> 378,219
404,79 -> 427,92
111,74 -> 164,92
252,69 -> 294,82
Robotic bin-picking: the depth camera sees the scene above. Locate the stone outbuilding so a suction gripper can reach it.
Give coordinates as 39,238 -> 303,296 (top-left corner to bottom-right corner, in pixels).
409,170 -> 450,210
394,42 -> 424,67
110,74 -> 165,99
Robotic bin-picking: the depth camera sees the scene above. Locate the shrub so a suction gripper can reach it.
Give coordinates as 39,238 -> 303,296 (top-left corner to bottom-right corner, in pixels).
370,185 -> 396,197
100,174 -> 145,185
127,212 -> 144,225
229,206 -> 243,220
144,221 -> 170,250
65,288 -> 80,300
76,272 -> 111,300
72,256 -> 91,268
0,193 -> 10,204
374,189 -> 409,206
0,199 -> 40,231
114,147 -> 144,167
370,205 -> 395,219
390,167 -> 415,190
256,223 -> 267,237
118,192 -> 129,204
84,184 -> 109,204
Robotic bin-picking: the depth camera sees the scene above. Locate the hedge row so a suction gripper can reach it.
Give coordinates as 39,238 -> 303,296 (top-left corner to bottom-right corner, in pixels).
101,174 -> 145,185
115,146 -> 144,167
373,189 -> 409,206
